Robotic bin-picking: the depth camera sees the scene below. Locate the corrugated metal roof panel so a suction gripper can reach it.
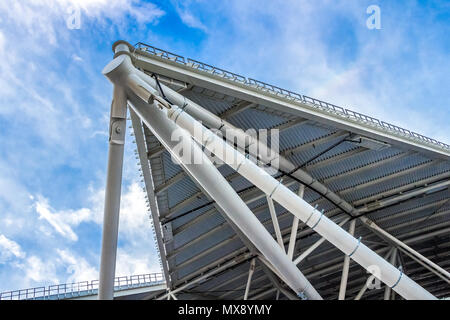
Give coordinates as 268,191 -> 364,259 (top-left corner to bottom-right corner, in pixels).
136,52 -> 450,300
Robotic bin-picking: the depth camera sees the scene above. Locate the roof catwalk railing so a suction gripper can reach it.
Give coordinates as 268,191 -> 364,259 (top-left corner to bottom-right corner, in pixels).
0,273 -> 164,300
134,42 -> 450,152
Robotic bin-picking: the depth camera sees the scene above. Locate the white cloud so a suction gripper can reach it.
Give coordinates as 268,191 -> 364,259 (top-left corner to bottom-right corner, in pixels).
35,196 -> 92,242
20,255 -> 59,285
57,249 -> 98,283
31,180 -> 153,245
62,0 -> 165,24
71,54 -> 83,62
177,9 -> 207,31
115,248 -> 160,277
0,178 -> 161,291
172,0 -> 207,32
0,235 -> 26,263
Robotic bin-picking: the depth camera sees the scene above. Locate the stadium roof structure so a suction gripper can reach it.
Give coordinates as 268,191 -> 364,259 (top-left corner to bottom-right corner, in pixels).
97,40 -> 450,301
104,40 -> 449,301
6,40 -> 448,301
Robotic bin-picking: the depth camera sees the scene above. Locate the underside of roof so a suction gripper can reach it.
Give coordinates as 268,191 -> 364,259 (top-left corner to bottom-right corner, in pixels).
131,42 -> 450,300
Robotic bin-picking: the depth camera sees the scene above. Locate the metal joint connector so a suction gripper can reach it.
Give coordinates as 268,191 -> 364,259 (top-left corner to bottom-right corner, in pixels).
236,153 -> 250,172
310,209 -> 324,230
348,236 -> 362,258
268,178 -> 283,198
391,267 -> 403,289
304,204 -> 318,226
173,107 -> 185,123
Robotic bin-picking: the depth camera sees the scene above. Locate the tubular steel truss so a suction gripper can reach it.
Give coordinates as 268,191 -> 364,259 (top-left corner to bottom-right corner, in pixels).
95,40 -> 450,301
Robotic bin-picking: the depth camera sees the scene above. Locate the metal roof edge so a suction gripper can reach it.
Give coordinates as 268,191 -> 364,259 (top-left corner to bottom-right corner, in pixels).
128,41 -> 450,159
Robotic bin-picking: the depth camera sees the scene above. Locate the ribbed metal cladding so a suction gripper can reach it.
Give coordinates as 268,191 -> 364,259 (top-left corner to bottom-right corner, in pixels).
137,57 -> 450,299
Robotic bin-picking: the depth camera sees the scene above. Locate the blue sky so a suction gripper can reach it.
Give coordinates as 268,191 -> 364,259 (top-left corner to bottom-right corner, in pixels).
0,0 -> 449,292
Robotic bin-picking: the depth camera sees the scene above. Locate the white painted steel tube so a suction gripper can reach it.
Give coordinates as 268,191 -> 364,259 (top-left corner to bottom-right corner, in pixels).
360,216 -> 450,282
98,85 -> 127,300
244,258 -> 256,300
135,65 -> 449,287
135,70 -> 358,216
338,219 -> 356,300
266,195 -> 285,251
287,185 -> 304,260
293,217 -> 350,265
397,247 -> 450,285
384,248 -> 398,300
168,103 -> 437,300
103,50 -> 322,300
354,249 -> 394,300
126,95 -> 322,300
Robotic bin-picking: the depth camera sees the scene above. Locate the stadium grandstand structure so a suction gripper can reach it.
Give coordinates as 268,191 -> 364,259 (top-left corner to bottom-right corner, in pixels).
2,40 -> 449,300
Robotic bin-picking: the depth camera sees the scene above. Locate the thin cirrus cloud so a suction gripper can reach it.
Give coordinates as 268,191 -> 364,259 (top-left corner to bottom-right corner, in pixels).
0,235 -> 26,263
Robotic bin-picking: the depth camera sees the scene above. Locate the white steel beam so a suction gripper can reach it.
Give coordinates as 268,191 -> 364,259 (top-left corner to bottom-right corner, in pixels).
293,217 -> 350,265
397,247 -> 450,285
384,248 -> 398,300
125,93 -> 321,299
266,195 -> 285,251
129,109 -> 171,288
359,216 -> 450,283
98,84 -> 127,300
175,225 -> 450,290
104,45 -> 442,300
134,66 -> 360,217
354,249 -> 394,300
257,259 -> 299,300
338,219 -> 356,300
168,101 -> 436,300
287,184 -> 304,259
243,258 -> 256,300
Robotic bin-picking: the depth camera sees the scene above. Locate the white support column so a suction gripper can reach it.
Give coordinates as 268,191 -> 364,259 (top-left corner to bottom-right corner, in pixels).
384,248 -> 398,300
98,85 -> 127,300
287,184 -> 304,260
338,219 -> 356,300
266,195 -> 285,251
244,258 -> 256,300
